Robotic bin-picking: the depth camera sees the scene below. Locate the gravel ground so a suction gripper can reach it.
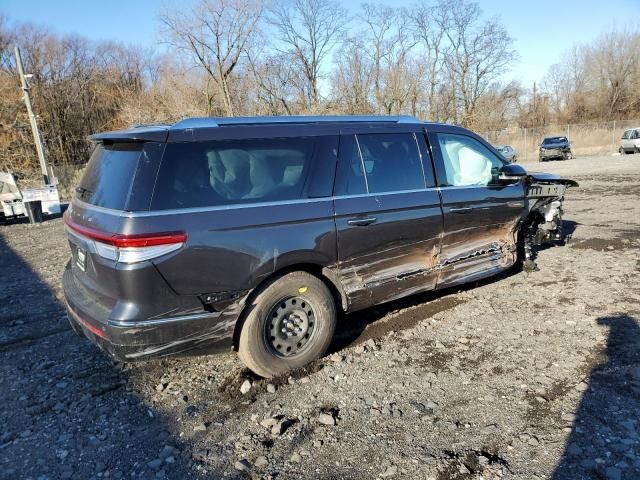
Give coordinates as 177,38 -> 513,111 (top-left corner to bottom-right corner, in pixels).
1,154 -> 639,480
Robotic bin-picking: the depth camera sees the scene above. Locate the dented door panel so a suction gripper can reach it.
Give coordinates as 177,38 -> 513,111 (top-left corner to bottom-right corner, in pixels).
425,126 -> 528,288
436,184 -> 525,287
335,190 -> 443,310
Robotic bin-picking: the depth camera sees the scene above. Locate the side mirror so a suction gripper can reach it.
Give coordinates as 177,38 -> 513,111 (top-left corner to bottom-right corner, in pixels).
498,163 -> 526,184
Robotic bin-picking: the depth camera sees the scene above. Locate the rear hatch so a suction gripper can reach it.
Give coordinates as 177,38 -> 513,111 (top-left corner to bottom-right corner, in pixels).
64,140 -> 193,324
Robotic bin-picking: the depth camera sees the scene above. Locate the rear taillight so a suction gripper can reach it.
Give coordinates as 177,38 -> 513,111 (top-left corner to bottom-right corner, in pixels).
64,216 -> 186,264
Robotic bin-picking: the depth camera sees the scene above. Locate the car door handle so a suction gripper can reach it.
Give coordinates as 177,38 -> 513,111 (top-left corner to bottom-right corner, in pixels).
449,207 -> 472,214
347,216 -> 377,226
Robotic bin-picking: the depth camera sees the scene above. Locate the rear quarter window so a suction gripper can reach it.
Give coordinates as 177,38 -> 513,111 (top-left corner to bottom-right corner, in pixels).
151,136 -> 337,210
76,143 -> 143,210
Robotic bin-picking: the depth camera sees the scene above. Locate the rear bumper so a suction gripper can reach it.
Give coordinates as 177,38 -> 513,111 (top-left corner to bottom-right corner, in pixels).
63,265 -> 238,361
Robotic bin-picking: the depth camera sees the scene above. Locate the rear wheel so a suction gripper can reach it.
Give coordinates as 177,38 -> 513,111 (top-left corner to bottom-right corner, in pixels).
635,147 -> 640,154
238,271 -> 336,378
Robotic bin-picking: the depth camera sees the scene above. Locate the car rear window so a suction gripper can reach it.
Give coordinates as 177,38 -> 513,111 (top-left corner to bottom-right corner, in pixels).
151,137 -> 332,210
76,143 -> 143,210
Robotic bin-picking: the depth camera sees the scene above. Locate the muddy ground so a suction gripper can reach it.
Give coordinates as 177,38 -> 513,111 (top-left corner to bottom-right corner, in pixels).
1,154 -> 639,480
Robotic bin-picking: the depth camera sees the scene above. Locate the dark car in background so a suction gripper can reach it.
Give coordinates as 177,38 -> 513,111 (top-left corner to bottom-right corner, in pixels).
539,136 -> 573,162
63,116 -> 576,377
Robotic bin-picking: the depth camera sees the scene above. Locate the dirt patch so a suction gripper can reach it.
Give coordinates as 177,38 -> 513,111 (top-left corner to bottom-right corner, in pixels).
571,237 -> 640,251
334,295 -> 466,349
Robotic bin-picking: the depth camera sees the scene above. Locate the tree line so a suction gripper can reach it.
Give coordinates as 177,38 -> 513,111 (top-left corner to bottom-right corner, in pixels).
0,1 -> 638,185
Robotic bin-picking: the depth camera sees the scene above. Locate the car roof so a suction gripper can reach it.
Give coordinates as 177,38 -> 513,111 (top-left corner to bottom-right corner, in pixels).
89,115 -> 439,142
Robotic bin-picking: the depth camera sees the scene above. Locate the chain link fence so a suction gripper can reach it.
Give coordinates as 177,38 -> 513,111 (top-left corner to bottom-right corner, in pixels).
483,119 -> 640,162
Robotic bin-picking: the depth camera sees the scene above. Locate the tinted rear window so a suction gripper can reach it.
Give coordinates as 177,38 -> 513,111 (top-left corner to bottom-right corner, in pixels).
76,143 -> 142,210
151,137 -> 334,210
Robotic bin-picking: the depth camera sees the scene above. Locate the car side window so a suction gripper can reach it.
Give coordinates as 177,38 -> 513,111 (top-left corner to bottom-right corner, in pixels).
436,133 -> 504,187
334,133 -> 427,195
151,136 -> 324,210
357,133 -> 425,193
334,135 -> 368,195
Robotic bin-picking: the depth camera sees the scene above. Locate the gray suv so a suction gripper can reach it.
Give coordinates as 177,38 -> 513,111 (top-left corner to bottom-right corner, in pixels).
63,116 -> 576,377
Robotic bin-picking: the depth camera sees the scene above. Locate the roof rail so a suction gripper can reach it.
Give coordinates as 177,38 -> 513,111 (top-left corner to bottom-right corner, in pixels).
130,123 -> 170,129
171,115 -> 423,130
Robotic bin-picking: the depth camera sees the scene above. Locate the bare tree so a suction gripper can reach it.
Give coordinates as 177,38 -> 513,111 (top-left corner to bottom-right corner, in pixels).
433,0 -> 517,127
268,0 -> 347,111
410,1 -> 448,120
586,27 -> 640,119
539,26 -> 640,124
160,0 -> 265,116
332,36 -> 374,114
355,4 -> 419,115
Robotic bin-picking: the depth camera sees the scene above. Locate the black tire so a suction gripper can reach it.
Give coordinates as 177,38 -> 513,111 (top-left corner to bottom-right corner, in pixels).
635,147 -> 640,154
238,271 -> 336,378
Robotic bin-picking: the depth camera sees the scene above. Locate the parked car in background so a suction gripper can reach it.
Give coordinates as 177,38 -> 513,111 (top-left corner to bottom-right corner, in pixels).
0,172 -> 26,222
620,127 -> 640,155
0,172 -> 62,224
63,115 -> 577,378
539,136 -> 573,162
495,145 -> 518,162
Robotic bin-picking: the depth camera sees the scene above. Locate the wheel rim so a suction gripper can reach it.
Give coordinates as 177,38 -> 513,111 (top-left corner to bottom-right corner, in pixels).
264,296 -> 317,358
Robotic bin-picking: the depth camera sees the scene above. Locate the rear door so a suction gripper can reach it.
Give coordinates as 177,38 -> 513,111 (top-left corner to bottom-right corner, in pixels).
334,128 -> 443,310
427,127 -> 525,288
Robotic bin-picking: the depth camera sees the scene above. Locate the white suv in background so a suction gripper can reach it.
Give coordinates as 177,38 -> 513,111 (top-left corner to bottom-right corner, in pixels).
620,128 -> 640,155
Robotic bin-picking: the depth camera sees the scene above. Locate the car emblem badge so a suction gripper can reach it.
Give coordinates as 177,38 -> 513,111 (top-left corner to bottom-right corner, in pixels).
76,248 -> 86,271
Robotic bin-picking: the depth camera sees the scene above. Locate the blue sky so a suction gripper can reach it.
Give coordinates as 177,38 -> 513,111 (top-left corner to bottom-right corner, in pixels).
2,0 -> 638,86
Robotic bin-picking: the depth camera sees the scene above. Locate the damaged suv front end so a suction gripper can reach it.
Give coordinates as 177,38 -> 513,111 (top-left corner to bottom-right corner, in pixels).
521,172 -> 579,270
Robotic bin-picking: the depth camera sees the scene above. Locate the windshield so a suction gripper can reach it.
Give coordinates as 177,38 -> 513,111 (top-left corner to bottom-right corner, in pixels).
542,137 -> 567,145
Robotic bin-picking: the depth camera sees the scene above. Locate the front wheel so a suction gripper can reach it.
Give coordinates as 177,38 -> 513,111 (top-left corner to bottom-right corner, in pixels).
238,271 -> 336,378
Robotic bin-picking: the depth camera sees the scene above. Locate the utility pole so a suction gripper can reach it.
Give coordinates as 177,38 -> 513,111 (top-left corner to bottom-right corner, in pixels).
14,46 -> 50,185
532,82 -> 536,116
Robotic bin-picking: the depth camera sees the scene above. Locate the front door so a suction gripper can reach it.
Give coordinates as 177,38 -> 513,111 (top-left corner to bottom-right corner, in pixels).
428,129 -> 526,288
334,130 -> 443,310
